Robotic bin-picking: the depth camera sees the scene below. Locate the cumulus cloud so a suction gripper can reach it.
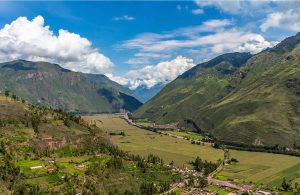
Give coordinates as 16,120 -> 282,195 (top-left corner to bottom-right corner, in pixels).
113,15 -> 135,21
260,9 -> 300,32
109,56 -> 195,89
0,16 -> 114,74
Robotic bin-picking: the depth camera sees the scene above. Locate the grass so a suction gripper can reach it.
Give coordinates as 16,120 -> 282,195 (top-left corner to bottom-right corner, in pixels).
83,114 -> 224,167
214,175 -> 229,181
164,130 -> 203,140
83,114 -> 300,188
219,153 -> 300,187
17,160 -> 44,170
17,160 -> 47,176
174,188 -> 185,195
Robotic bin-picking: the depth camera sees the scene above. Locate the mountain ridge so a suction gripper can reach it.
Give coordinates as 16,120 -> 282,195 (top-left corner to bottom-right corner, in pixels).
133,33 -> 300,147
0,60 -> 142,113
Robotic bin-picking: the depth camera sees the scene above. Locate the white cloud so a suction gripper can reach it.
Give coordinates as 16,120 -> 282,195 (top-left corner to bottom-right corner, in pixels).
109,56 -> 196,89
119,20 -> 276,59
195,0 -> 241,13
260,9 -> 300,32
192,8 -> 204,15
113,15 -> 135,21
117,19 -> 277,89
0,16 -> 114,74
126,58 -> 150,65
119,19 -> 233,53
194,0 -> 300,16
125,53 -> 170,66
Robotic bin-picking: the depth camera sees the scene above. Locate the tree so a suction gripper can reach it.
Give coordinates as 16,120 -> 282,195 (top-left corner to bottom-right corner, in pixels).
12,94 -> 17,100
223,148 -> 230,163
198,177 -> 208,188
169,161 -> 174,167
282,177 -> 291,191
4,90 -> 9,100
159,181 -> 170,193
193,156 -> 203,171
63,118 -> 71,127
295,182 -> 299,193
140,182 -> 157,195
31,113 -> 41,135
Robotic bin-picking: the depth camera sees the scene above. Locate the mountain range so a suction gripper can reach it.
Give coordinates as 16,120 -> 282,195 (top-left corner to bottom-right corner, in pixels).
0,60 -> 142,113
134,33 -> 300,147
133,83 -> 166,103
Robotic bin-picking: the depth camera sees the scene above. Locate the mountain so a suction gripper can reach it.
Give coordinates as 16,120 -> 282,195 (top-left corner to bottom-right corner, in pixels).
134,33 -> 300,147
0,60 -> 142,113
133,83 -> 165,103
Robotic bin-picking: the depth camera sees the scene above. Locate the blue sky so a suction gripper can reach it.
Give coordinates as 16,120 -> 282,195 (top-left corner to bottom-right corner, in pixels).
0,1 -> 299,89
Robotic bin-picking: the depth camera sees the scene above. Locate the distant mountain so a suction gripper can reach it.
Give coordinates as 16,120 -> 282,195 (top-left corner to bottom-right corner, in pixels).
133,83 -> 165,103
134,33 -> 300,147
0,60 -> 142,113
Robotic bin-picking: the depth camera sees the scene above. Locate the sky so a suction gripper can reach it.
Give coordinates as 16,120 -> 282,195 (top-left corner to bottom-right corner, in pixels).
0,1 -> 300,89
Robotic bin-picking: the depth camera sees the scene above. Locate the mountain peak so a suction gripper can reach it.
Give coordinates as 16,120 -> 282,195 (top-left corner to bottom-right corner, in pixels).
271,32 -> 300,53
180,52 -> 251,79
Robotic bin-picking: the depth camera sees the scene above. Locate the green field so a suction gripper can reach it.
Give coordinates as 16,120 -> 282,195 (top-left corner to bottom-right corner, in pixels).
83,114 -> 300,187
164,130 -> 204,140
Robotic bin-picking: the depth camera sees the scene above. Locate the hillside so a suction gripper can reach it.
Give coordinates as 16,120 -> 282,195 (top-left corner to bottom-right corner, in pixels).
0,60 -> 142,113
134,33 -> 300,147
0,95 -> 178,194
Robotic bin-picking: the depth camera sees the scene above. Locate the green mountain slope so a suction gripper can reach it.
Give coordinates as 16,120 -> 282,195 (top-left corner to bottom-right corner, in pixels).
134,33 -> 300,147
0,96 -> 177,194
0,60 -> 141,113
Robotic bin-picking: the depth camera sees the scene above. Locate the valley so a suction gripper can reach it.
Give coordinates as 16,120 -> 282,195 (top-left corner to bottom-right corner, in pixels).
83,114 -> 300,190
0,9 -> 299,194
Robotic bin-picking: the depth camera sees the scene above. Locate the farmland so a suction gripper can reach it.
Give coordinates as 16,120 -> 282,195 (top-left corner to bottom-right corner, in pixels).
83,114 -> 300,188
164,130 -> 204,140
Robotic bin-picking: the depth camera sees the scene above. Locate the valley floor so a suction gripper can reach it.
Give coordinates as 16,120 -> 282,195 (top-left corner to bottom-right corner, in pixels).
83,114 -> 300,189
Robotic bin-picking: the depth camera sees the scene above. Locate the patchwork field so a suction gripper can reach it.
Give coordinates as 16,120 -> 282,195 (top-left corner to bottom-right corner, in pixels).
83,114 -> 300,187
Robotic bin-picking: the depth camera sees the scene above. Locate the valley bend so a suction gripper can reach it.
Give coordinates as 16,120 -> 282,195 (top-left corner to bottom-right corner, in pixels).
0,1 -> 299,194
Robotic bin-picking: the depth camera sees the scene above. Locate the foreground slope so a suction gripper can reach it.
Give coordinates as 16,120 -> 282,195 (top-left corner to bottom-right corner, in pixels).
0,60 -> 141,113
0,96 -> 177,194
134,33 -> 300,147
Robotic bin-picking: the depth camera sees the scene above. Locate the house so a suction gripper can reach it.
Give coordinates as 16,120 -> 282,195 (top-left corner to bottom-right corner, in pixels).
76,164 -> 86,169
30,165 -> 43,170
255,191 -> 271,195
47,167 -> 55,173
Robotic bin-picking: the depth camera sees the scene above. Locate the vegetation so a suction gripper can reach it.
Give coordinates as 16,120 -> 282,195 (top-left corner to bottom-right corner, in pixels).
0,95 -> 176,193
0,60 -> 141,113
83,114 -> 300,189
133,33 -> 300,148
164,130 -> 204,141
190,156 -> 220,175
